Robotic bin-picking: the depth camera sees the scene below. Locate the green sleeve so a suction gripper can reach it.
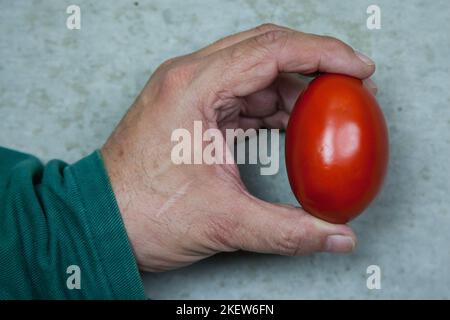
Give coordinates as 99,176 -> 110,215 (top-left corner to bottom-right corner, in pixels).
0,147 -> 146,299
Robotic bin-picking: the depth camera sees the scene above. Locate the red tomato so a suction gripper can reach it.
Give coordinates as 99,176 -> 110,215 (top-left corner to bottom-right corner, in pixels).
285,74 -> 389,224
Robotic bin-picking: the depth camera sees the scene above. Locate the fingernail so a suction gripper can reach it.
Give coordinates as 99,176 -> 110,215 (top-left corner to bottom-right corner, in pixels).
355,51 -> 375,66
325,235 -> 355,253
363,78 -> 378,95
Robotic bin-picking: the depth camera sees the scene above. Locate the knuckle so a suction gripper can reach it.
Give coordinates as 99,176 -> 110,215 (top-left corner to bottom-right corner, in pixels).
158,57 -> 180,71
255,23 -> 281,34
320,35 -> 350,52
277,217 -> 315,256
203,213 -> 239,250
278,226 -> 304,256
226,30 -> 289,66
254,30 -> 290,48
224,45 -> 262,80
157,59 -> 197,89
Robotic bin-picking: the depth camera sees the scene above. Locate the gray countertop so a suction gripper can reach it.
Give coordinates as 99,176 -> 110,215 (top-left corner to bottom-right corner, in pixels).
1,0 -> 449,299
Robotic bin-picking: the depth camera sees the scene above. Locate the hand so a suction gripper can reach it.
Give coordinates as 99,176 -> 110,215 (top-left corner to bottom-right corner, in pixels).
101,24 -> 376,272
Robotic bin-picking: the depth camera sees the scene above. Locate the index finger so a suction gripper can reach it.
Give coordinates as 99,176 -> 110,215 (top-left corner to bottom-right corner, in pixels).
201,30 -> 376,98
193,23 -> 292,58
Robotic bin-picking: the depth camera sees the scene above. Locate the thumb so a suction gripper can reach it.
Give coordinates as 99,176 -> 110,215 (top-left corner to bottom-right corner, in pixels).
232,195 -> 357,256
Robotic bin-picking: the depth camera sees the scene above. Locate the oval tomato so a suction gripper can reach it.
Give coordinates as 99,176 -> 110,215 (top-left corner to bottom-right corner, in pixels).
285,73 -> 389,224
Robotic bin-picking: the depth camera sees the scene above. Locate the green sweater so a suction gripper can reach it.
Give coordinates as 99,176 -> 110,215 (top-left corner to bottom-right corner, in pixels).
0,147 -> 146,299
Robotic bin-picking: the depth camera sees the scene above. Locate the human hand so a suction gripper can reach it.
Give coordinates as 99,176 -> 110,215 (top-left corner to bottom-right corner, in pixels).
101,24 -> 376,272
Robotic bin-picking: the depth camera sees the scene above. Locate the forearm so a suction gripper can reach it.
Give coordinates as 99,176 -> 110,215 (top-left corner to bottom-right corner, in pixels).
0,147 -> 145,299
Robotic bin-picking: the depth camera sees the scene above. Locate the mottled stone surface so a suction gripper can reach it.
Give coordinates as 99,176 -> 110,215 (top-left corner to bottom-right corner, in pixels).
1,0 -> 449,299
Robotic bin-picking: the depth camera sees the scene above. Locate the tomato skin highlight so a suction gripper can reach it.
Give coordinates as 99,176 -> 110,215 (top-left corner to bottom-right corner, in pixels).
285,74 -> 389,224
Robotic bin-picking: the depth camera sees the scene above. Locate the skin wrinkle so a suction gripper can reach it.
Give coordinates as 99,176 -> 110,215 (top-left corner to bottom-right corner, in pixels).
270,31 -> 291,73
292,219 -> 313,256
